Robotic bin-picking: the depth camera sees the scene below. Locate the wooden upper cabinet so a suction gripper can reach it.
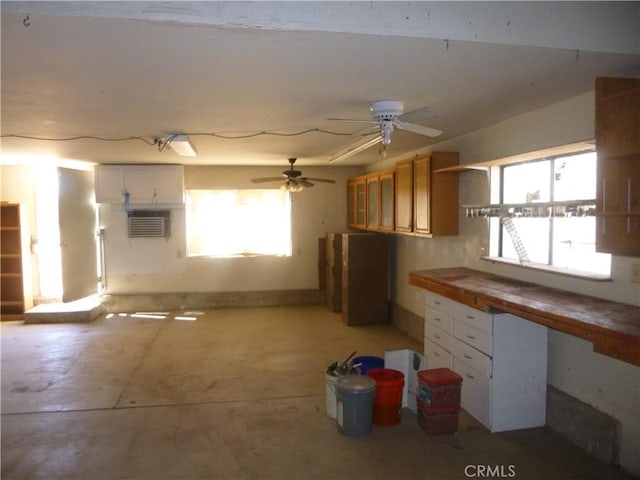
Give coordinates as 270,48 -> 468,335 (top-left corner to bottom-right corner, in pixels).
413,152 -> 459,236
347,176 -> 367,229
366,174 -> 380,229
595,77 -> 640,256
379,170 -> 395,231
394,160 -> 413,232
347,152 -> 458,236
413,156 -> 432,234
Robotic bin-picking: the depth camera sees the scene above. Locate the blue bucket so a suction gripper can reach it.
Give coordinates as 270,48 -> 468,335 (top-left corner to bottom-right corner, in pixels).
353,356 -> 384,375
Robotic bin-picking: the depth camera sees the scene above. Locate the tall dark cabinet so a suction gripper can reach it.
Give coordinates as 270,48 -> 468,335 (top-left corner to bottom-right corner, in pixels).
324,233 -> 342,312
325,233 -> 389,325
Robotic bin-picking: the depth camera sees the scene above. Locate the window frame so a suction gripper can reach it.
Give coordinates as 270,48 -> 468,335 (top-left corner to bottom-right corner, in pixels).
482,150 -> 611,280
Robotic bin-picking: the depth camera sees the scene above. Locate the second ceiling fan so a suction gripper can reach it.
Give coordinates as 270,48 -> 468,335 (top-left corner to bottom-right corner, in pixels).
328,100 -> 443,163
251,158 -> 336,193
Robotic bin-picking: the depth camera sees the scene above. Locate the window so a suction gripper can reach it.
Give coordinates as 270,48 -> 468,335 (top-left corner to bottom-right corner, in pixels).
186,189 -> 292,257
487,151 -> 611,277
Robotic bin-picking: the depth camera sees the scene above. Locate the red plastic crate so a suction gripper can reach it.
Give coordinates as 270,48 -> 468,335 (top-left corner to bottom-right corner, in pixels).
417,368 -> 462,410
417,405 -> 459,435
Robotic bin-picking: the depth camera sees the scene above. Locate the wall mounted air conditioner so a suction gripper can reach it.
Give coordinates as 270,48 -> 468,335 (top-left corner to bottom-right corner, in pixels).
127,210 -> 171,238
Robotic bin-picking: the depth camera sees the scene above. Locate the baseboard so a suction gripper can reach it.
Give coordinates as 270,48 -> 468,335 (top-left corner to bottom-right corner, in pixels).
101,289 -> 325,312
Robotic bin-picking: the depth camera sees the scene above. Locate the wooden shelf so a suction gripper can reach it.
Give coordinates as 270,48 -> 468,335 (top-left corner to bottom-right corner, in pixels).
0,204 -> 24,319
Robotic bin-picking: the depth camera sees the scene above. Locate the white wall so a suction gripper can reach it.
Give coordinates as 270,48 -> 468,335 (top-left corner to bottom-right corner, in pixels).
100,165 -> 362,294
372,92 -> 640,475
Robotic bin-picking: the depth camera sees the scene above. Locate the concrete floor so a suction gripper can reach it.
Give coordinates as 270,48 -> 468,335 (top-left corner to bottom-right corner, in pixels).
1,305 -> 633,480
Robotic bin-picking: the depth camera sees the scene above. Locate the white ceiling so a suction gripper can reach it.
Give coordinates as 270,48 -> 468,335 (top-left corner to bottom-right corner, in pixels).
1,1 -> 639,168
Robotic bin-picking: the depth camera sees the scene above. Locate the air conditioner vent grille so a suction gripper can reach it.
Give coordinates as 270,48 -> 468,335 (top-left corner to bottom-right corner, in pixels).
128,210 -> 171,238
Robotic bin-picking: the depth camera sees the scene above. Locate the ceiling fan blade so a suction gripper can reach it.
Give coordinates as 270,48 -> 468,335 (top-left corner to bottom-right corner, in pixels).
302,177 -> 336,184
398,106 -> 439,124
251,176 -> 286,183
326,117 -> 377,124
298,179 -> 315,188
395,122 -> 443,138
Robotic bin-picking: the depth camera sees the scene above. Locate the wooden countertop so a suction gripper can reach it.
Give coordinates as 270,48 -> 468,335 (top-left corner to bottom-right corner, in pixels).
409,267 -> 640,366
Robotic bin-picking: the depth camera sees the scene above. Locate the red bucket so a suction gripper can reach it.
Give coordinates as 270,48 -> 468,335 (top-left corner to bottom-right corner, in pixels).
367,368 -> 405,426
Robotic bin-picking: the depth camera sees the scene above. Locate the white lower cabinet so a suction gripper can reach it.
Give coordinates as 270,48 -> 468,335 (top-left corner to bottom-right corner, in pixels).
424,292 -> 548,432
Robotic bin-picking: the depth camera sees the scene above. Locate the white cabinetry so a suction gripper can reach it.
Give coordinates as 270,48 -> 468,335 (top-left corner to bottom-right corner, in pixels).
424,291 -> 548,432
95,165 -> 184,204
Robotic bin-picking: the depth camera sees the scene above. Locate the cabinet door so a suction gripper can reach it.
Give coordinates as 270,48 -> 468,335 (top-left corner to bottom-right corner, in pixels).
597,157 -> 640,255
153,165 -> 184,203
366,175 -> 379,230
395,161 -> 413,232
346,182 -> 356,227
379,171 -> 395,231
95,165 -> 125,203
355,179 -> 366,229
595,77 -> 640,256
413,156 -> 432,234
595,77 -> 640,159
124,165 -> 156,203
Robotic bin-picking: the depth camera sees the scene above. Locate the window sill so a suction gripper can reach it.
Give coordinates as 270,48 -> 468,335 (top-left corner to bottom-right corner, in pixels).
480,256 -> 612,282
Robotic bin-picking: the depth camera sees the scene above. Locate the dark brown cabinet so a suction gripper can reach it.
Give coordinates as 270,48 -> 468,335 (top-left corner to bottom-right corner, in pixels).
340,233 -> 389,325
324,233 -> 343,312
1,203 -> 25,319
595,77 -> 640,256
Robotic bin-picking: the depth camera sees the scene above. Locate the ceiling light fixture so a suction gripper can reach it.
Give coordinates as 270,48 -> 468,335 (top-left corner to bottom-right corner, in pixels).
280,180 -> 304,193
167,135 -> 197,157
329,134 -> 382,163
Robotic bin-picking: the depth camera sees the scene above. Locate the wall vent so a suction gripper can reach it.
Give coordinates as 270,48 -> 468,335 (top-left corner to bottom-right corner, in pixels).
128,210 -> 171,238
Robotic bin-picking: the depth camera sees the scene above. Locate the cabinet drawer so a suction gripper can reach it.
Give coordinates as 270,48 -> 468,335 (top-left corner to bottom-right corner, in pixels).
451,336 -> 492,377
452,302 -> 492,335
453,358 -> 490,428
425,292 -> 452,316
425,338 -> 453,370
425,324 -> 455,353
453,320 -> 492,356
425,306 -> 453,333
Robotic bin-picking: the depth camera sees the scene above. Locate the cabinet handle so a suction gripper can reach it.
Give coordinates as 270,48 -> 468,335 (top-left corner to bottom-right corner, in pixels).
433,351 -> 441,357
434,317 -> 441,322
463,353 -> 472,360
602,178 -> 607,234
434,333 -> 441,339
465,315 -> 475,320
628,177 -> 632,233
465,373 -> 475,380
465,334 -> 476,340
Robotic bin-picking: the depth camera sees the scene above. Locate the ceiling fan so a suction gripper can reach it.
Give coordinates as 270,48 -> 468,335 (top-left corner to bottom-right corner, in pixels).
328,100 -> 443,163
251,158 -> 336,193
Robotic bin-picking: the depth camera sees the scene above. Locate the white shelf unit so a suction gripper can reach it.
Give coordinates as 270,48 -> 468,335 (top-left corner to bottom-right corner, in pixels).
424,291 -> 548,432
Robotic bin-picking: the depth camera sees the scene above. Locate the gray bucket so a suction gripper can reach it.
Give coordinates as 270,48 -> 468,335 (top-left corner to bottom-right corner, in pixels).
336,375 -> 377,437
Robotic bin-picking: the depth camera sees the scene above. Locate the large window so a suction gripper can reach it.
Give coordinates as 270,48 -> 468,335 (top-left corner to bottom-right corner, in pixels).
487,151 -> 611,276
186,189 -> 292,257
